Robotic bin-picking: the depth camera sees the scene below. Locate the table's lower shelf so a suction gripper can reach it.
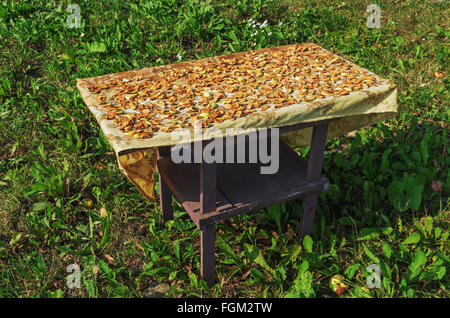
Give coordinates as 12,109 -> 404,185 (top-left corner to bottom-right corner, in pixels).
157,141 -> 329,230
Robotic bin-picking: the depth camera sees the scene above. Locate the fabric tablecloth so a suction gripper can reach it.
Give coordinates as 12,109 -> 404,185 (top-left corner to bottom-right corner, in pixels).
76,43 -> 398,201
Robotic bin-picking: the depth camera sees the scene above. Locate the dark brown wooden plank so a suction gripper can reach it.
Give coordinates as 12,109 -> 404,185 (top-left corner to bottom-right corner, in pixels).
157,146 -> 171,157
216,141 -> 308,205
156,157 -> 232,228
200,224 -> 216,286
306,123 -> 329,181
198,177 -> 327,230
298,193 -> 318,240
157,147 -> 173,223
298,123 -> 329,239
278,118 -> 339,135
157,140 -> 329,230
200,141 -> 217,214
200,161 -> 217,214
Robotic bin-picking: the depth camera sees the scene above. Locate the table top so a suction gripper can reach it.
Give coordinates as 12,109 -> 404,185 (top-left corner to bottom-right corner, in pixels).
76,42 -> 397,154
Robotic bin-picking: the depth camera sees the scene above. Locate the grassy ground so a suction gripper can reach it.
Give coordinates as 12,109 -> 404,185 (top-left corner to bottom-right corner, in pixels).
0,0 -> 448,298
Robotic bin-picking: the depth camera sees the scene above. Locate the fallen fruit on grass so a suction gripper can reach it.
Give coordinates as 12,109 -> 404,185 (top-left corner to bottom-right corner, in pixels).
330,274 -> 348,296
99,207 -> 108,217
431,180 -> 442,194
85,199 -> 94,208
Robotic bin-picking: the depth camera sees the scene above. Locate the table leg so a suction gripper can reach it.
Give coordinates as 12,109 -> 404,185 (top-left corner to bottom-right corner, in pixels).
299,123 -> 329,239
199,140 -> 217,285
157,147 -> 173,223
299,193 -> 319,239
200,141 -> 216,214
200,223 -> 216,286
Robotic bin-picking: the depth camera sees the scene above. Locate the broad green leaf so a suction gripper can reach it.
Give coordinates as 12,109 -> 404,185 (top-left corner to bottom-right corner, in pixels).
344,263 -> 361,279
37,142 -> 46,161
148,267 -> 171,276
56,245 -> 73,256
250,268 -> 265,282
172,219 -> 195,231
382,243 -> 392,260
436,252 -> 449,264
402,233 -> 421,245
418,266 -> 446,281
350,286 -> 372,298
303,235 -> 313,253
9,232 -> 23,246
382,227 -> 393,235
265,204 -> 282,233
173,241 -> 181,264
289,244 -> 302,263
84,278 -> 97,297
380,262 -> 391,280
337,216 -> 357,226
169,270 -> 178,281
294,271 -> 315,298
388,175 -> 424,212
276,266 -> 287,281
36,254 -> 46,274
434,228 -> 442,240
217,236 -> 240,265
380,148 -> 392,172
420,133 -> 430,165
31,201 -> 48,212
244,243 -> 275,276
408,250 -> 426,280
188,272 -> 198,288
423,217 -> 433,236
86,41 -> 107,53
358,228 -> 380,241
47,290 -> 64,298
284,291 -> 302,298
297,260 -> 309,275
362,243 -> 380,264
98,260 -> 112,275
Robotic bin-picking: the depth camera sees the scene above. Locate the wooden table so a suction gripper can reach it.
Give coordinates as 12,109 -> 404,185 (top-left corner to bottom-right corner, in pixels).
75,42 -> 397,287
156,118 -> 338,286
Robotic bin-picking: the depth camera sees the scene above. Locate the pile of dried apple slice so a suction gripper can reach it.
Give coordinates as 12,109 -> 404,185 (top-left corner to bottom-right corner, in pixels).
85,44 -> 379,139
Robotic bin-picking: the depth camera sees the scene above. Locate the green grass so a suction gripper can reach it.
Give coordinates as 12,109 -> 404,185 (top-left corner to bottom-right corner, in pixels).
0,0 -> 448,298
